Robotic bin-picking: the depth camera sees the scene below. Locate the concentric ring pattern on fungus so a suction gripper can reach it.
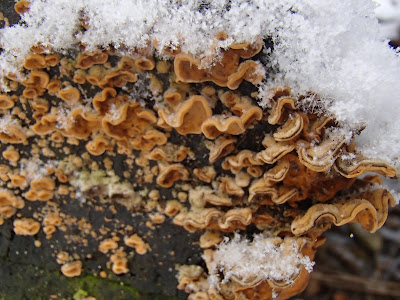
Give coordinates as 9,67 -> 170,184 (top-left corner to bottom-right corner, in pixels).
0,2 -> 399,300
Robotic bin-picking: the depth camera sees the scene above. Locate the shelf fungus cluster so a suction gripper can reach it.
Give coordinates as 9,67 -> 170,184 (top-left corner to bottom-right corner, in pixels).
0,4 -> 398,300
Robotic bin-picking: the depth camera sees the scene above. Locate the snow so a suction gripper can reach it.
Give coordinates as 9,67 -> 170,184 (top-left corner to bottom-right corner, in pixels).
55,107 -> 74,130
0,0 -> 400,172
374,0 -> 400,39
19,158 -> 55,182
207,232 -> 314,289
0,114 -> 19,134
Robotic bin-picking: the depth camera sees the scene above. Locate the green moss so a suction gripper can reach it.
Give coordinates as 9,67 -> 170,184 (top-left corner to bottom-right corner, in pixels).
0,262 -> 177,300
73,288 -> 88,300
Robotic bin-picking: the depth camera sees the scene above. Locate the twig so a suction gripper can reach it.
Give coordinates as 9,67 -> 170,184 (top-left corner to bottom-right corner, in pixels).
311,270 -> 400,297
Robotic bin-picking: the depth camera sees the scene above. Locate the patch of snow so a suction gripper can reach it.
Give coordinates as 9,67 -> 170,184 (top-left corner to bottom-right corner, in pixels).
19,158 -> 54,182
374,0 -> 400,39
105,103 -> 121,122
0,114 -> 19,134
55,107 -> 74,130
375,0 -> 400,19
207,232 -> 314,289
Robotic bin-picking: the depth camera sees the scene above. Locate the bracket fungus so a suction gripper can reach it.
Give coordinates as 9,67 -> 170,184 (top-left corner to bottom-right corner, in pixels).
0,94 -> 15,110
124,233 -> 150,255
159,95 -> 212,135
13,218 -> 40,236
0,2 -> 399,300
60,260 -> 83,277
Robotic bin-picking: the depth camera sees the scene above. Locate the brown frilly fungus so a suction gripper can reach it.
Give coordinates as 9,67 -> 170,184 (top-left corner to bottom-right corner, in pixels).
0,25 -> 398,300
14,0 -> 31,15
0,94 -> 15,110
13,218 -> 40,235
124,234 -> 150,255
158,95 -> 212,135
61,260 -> 83,277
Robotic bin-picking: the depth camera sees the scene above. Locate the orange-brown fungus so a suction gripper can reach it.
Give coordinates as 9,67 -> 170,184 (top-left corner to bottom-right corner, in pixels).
25,177 -> 55,201
199,231 -> 223,249
58,87 -> 81,103
135,56 -> 156,71
0,40 -> 397,300
159,95 -> 212,135
2,146 -> 20,166
73,69 -> 87,84
291,187 -> 395,235
24,54 -> 46,70
46,79 -> 62,95
163,87 -> 186,104
61,260 -> 82,277
98,70 -> 138,89
201,115 -> 245,139
14,0 -> 30,15
206,136 -> 237,163
0,190 -> 24,220
86,66 -> 106,85
44,54 -> 60,67
98,238 -> 118,254
85,135 -> 112,156
0,94 -> 15,110
156,163 -> 189,188
110,251 -> 129,275
124,234 -> 150,255
93,87 -> 119,115
174,47 -> 260,87
193,166 -> 216,183
61,108 -> 101,139
24,70 -> 50,89
13,218 -> 40,235
9,174 -> 28,189
76,52 -> 108,69
102,102 -> 157,140
0,118 -> 27,144
32,114 -> 58,135
227,60 -> 264,90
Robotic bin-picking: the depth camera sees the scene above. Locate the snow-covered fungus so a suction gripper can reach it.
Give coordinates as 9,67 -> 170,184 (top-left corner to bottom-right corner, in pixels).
0,1 -> 399,299
0,115 -> 27,144
203,234 -> 318,300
